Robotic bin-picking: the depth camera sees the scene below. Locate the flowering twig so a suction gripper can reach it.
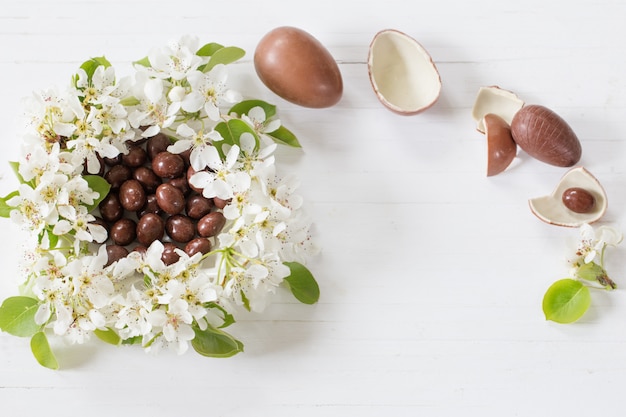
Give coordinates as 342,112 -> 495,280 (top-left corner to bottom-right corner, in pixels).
0,36 -> 320,369
542,223 -> 622,323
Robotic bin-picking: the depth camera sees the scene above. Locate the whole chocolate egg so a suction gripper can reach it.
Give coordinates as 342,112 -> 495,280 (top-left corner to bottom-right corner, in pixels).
254,26 -> 343,108
510,105 -> 582,167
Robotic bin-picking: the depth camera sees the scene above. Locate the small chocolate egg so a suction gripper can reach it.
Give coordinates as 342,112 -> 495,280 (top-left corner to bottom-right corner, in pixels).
510,105 -> 582,167
562,187 -> 596,213
254,26 -> 343,108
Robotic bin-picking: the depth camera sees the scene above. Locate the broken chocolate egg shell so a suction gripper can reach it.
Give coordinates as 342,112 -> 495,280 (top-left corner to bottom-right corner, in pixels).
484,113 -> 517,176
367,29 -> 441,115
511,104 -> 582,167
472,86 -> 524,133
254,26 -> 343,108
529,167 -> 607,227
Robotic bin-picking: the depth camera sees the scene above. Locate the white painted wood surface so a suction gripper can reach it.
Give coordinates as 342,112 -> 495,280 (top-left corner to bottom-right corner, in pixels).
1,0 -> 626,415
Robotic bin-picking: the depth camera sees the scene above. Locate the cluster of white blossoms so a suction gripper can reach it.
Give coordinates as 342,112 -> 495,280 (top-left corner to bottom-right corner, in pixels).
568,223 -> 623,289
0,35 -> 319,363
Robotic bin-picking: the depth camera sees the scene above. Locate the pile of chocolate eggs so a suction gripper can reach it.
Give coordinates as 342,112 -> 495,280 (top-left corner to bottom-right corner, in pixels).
94,133 -> 226,266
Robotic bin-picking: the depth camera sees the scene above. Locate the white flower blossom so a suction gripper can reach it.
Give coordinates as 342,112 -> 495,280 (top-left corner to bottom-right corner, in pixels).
189,144 -> 250,200
169,123 -> 225,171
575,223 -> 623,264
241,106 -> 281,136
1,36 -> 319,362
182,65 -> 241,120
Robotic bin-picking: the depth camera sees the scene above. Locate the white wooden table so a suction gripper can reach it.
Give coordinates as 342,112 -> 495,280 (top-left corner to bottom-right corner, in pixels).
1,0 -> 626,415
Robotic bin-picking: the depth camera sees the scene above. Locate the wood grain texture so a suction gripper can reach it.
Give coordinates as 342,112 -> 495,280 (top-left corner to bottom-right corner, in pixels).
1,0 -> 626,416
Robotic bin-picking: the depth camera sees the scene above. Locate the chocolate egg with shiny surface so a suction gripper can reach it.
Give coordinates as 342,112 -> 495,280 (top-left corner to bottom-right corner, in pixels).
155,183 -> 185,215
110,218 -> 137,246
119,179 -> 147,212
562,187 -> 596,214
510,105 -> 582,167
254,26 -> 343,108
136,213 -> 165,246
185,237 -> 212,257
106,245 -> 129,267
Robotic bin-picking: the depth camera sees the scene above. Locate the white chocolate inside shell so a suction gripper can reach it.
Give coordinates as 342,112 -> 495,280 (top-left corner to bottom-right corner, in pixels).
472,86 -> 524,133
367,29 -> 441,114
528,167 -> 607,227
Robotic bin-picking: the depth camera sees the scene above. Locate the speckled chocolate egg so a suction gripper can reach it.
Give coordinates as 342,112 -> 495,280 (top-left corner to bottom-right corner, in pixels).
254,26 -> 343,108
510,105 -> 582,167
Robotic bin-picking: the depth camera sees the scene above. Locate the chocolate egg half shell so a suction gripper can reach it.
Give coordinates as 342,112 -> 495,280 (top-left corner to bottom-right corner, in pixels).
510,105 -> 582,167
367,29 -> 441,115
254,26 -> 343,108
528,167 -> 607,227
472,86 -> 524,133
484,113 -> 517,176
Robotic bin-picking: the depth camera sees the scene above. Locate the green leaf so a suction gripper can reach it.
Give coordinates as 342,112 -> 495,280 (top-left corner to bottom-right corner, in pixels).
121,335 -> 142,345
79,56 -> 112,83
0,190 -> 18,218
83,174 -> 111,212
267,126 -> 302,148
133,56 -> 151,67
196,42 -> 224,57
205,302 -> 236,328
543,279 -> 591,324
203,46 -> 245,72
240,290 -> 251,312
283,262 -> 320,304
214,119 -> 260,157
119,96 -> 141,107
94,327 -> 121,345
214,121 -> 234,148
228,100 -> 277,119
224,103 -> 301,147
30,332 -> 59,370
9,161 -> 26,184
191,324 -> 244,358
46,227 -> 59,249
0,296 -> 41,337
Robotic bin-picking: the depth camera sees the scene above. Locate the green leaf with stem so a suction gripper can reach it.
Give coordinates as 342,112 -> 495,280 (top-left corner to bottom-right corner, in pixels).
240,290 -> 251,312
214,119 -> 260,158
31,332 -> 59,370
267,126 -> 301,148
133,56 -> 151,68
543,278 -> 591,324
191,323 -> 244,358
196,42 -> 224,57
228,100 -> 277,119
202,47 -> 245,72
121,336 -> 142,345
83,174 -> 111,212
0,190 -> 18,218
0,296 -> 41,337
227,100 -> 301,148
205,302 -> 236,328
283,262 -> 320,304
9,161 -> 26,184
74,57 -> 112,87
46,227 -> 59,249
119,96 -> 141,107
94,327 -> 121,345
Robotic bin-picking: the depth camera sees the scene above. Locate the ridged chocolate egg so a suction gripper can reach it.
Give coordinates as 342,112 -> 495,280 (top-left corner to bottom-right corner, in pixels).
510,105 -> 582,167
